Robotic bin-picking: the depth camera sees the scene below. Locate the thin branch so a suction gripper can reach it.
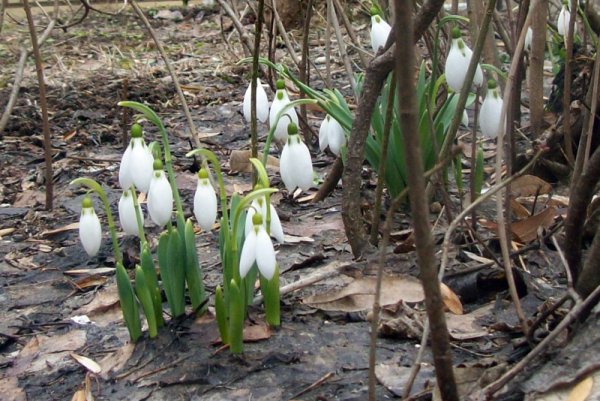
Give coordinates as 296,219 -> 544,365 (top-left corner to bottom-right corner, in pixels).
328,0 -> 358,101
250,0 -> 265,160
130,0 -> 200,149
23,0 -> 54,211
270,0 -> 301,69
331,0 -> 369,69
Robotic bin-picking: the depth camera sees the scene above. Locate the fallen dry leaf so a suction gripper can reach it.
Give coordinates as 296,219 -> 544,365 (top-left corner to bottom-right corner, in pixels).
511,198 -> 532,219
41,222 -> 79,236
511,175 -> 552,198
64,267 -> 116,276
567,376 -> 594,401
229,150 -> 280,173
98,343 -> 135,379
511,206 -> 557,243
72,275 -> 108,291
441,283 -> 463,315
303,275 -> 424,312
243,322 -> 272,342
70,353 -> 102,374
0,377 -> 26,401
445,303 -> 492,340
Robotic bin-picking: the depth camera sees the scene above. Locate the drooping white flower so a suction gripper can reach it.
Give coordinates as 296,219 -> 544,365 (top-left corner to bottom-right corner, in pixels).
79,196 -> 102,257
280,123 -> 313,193
524,27 -> 533,52
119,189 -> 143,236
557,3 -> 577,36
243,78 -> 269,123
319,115 -> 346,156
269,79 -> 299,142
370,14 -> 391,53
147,160 -> 173,227
118,123 -> 154,193
445,27 -> 483,93
245,196 -> 284,244
479,80 -> 505,138
461,109 -> 469,128
193,168 -> 217,231
239,213 -> 276,280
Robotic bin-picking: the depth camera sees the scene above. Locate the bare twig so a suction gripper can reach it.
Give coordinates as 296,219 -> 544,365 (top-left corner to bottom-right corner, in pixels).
562,0 -> 578,165
299,0 -> 313,143
250,0 -> 265,159
23,0 -> 54,211
1,0 -> 8,34
328,0 -> 357,101
130,0 -> 200,149
325,0 -> 333,87
528,0 -> 547,138
215,0 -> 254,56
270,0 -> 301,69
331,0 -> 369,69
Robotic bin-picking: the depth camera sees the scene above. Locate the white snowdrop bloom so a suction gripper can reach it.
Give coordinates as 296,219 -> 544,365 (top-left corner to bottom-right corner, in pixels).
557,3 -> 577,36
280,124 -> 314,193
243,78 -> 269,123
119,189 -> 143,236
193,168 -> 217,232
370,14 -> 391,53
245,196 -> 284,244
79,196 -> 102,257
445,27 -> 483,93
319,115 -> 346,155
269,79 -> 299,142
147,161 -> 173,227
118,123 -> 154,193
239,213 -> 276,280
461,109 -> 469,128
524,27 -> 533,51
479,80 -> 505,138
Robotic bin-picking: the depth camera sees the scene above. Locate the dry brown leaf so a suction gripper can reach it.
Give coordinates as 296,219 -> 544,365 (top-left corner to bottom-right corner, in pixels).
567,376 -> 594,401
41,222 -> 79,236
71,389 -> 87,401
0,227 -> 15,238
72,275 -> 108,291
99,343 -> 135,379
243,322 -> 272,342
510,175 -> 552,198
13,190 -> 45,208
229,150 -> 279,173
510,198 -> 532,219
445,304 -> 492,340
511,206 -> 557,243
70,353 -> 102,374
303,275 -> 424,312
64,267 -> 116,276
441,283 -> 463,315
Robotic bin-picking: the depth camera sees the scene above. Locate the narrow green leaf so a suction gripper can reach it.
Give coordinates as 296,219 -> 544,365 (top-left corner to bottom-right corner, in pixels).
116,263 -> 141,342
228,279 -> 244,354
135,265 -> 158,338
184,219 -> 207,314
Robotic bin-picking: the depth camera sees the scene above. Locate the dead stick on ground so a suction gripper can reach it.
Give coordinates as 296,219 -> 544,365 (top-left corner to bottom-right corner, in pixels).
290,371 -> 335,399
252,260 -> 349,305
130,0 -> 200,149
22,0 -> 54,211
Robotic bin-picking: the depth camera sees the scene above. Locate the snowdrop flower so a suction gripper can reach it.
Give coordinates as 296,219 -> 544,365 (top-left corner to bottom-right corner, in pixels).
118,123 -> 154,193
193,168 -> 217,232
243,78 -> 269,123
524,27 -> 533,52
479,80 -> 505,138
245,194 -> 284,244
444,27 -> 483,93
147,160 -> 173,227
461,109 -> 469,128
557,1 -> 576,36
280,123 -> 313,193
319,114 -> 346,156
79,195 -> 102,257
269,79 -> 299,142
119,189 -> 143,236
370,11 -> 391,53
239,213 -> 276,280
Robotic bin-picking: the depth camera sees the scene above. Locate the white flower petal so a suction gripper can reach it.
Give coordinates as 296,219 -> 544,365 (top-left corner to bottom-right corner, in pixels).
445,39 -> 483,92
479,89 -> 505,138
147,171 -> 173,227
255,227 -> 276,280
119,191 -> 143,236
290,137 -> 313,192
193,178 -> 217,231
245,204 -> 257,238
557,7 -> 576,36
370,15 -> 391,52
244,78 -> 270,123
118,143 -> 133,190
319,116 -> 330,152
525,27 -> 533,51
279,140 -> 296,192
268,203 -> 285,244
79,208 -> 102,257
269,90 -> 298,142
239,230 -> 257,278
130,138 -> 154,193
327,117 -> 346,156
461,109 -> 469,128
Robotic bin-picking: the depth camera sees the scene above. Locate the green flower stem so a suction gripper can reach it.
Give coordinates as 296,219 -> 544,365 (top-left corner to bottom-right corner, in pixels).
70,178 -> 122,264
128,186 -> 148,246
185,148 -> 229,225
260,264 -> 280,327
215,285 -> 229,344
118,101 -> 184,217
262,98 -> 317,165
140,244 -> 164,327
